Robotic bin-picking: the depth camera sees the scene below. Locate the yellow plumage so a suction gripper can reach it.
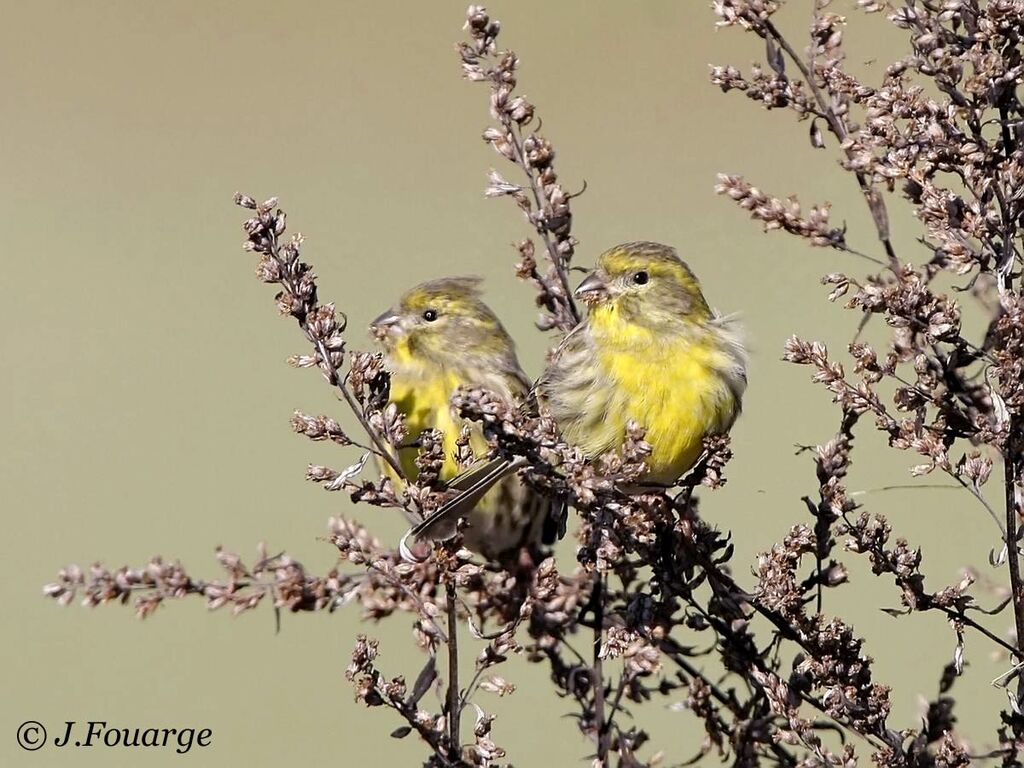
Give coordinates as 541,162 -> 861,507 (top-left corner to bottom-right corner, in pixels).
585,312 -> 738,480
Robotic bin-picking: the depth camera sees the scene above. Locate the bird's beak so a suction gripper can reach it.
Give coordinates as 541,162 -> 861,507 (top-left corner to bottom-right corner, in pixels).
574,271 -> 609,302
369,308 -> 402,340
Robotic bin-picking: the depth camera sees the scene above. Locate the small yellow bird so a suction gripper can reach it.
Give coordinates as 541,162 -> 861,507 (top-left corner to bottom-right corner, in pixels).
411,242 -> 746,537
369,277 -> 550,561
542,241 -> 746,483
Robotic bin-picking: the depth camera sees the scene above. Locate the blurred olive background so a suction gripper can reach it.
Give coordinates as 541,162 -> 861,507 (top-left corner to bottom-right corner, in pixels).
2,2 -> 1008,765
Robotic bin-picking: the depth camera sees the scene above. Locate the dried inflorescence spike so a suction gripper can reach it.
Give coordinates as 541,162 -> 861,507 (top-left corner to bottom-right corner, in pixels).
715,174 -> 847,248
957,451 -> 993,491
291,410 -> 353,446
413,429 -> 446,487
711,0 -> 781,29
233,193 -> 405,485
459,6 -> 580,333
347,634 -> 380,681
43,542 -> 387,618
709,63 -> 814,114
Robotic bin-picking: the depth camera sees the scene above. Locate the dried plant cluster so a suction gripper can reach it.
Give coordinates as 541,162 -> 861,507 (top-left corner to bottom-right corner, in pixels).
711,0 -> 1024,764
44,2 -> 1024,767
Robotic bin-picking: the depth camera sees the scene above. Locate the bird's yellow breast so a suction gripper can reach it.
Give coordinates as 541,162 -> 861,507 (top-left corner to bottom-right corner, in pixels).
576,306 -> 738,482
389,370 -> 481,483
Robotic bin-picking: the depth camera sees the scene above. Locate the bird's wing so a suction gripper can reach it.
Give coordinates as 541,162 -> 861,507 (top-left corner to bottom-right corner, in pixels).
404,456 -> 527,544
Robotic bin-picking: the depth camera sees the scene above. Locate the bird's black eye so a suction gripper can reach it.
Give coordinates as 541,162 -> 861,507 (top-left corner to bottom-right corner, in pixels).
632,270 -> 649,285
422,309 -> 438,322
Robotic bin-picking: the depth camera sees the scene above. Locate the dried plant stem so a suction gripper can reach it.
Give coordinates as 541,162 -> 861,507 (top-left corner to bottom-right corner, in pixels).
458,666 -> 488,712
446,578 -> 462,760
603,674 -> 628,734
263,227 -> 405,480
944,606 -> 1021,661
997,95 -> 1018,277
591,573 -> 609,763
762,19 -> 897,267
681,579 -> 886,752
951,474 -> 1007,538
461,9 -> 581,332
505,121 -> 580,324
321,338 -> 404,479
1004,437 -> 1024,653
367,562 -> 449,642
685,543 -> 890,748
661,640 -> 798,766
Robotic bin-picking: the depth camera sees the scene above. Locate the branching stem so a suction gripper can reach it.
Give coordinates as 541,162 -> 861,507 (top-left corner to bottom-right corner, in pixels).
762,19 -> 898,267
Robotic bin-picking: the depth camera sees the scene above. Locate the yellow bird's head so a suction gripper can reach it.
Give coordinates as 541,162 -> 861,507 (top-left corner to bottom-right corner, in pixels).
575,241 -> 713,332
369,277 -> 516,369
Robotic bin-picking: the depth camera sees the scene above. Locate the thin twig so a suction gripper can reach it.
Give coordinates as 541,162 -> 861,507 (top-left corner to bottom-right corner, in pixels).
445,578 -> 462,761
591,573 -> 609,762
1003,434 -> 1024,654
941,605 -> 1022,661
762,19 -> 899,267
